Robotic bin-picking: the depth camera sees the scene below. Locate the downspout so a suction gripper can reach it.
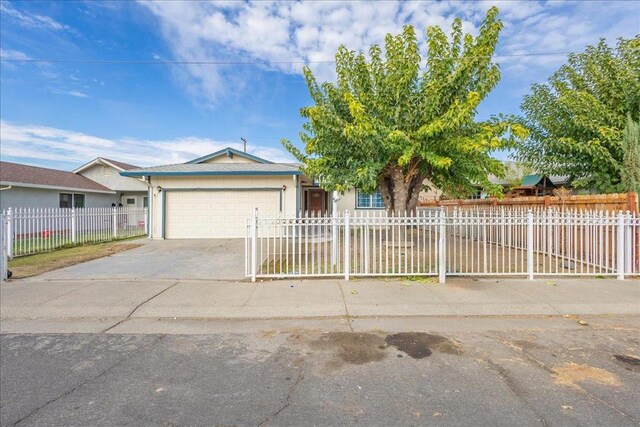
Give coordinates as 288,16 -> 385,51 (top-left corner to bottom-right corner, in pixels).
144,176 -> 153,239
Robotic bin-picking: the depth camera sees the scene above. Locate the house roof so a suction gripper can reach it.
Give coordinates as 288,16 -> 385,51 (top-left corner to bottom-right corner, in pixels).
72,157 -> 139,174
121,162 -> 302,177
0,161 -> 115,193
187,147 -> 273,164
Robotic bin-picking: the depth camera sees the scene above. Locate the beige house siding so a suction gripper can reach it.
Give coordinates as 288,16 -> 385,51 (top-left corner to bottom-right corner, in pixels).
335,180 -> 443,212
149,175 -> 298,239
200,154 -> 257,164
79,164 -> 148,192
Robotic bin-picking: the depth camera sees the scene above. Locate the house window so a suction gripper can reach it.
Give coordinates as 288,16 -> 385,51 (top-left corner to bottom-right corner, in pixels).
59,193 -> 85,208
126,198 -> 136,205
59,193 -> 72,208
143,197 -> 148,208
356,190 -> 385,209
74,194 -> 85,208
469,190 -> 483,200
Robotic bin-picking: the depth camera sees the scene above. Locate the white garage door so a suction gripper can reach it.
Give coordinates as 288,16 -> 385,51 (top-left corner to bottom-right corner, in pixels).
165,190 -> 280,239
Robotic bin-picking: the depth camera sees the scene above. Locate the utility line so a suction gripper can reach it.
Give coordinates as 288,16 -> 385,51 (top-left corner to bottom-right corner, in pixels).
0,51 -> 575,65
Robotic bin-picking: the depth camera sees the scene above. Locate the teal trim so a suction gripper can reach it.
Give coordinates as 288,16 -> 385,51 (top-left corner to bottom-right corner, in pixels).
121,170 -> 300,177
186,147 -> 273,164
160,187 -> 283,239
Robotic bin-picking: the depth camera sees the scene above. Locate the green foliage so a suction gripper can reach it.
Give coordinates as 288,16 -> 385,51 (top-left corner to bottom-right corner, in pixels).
621,113 -> 640,194
282,7 -> 524,212
515,36 -> 640,193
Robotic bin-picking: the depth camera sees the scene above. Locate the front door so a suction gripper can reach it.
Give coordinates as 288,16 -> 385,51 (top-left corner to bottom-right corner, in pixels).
308,189 -> 324,213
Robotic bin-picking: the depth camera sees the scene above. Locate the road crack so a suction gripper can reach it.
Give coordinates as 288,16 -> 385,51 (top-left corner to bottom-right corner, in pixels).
12,335 -> 166,426
102,281 -> 179,333
491,333 -> 638,424
337,281 -> 354,332
257,371 -> 304,427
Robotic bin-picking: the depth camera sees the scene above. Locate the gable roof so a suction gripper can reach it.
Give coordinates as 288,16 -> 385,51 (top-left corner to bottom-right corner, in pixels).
121,162 -> 301,177
186,147 -> 273,164
73,157 -> 139,174
0,161 -> 115,193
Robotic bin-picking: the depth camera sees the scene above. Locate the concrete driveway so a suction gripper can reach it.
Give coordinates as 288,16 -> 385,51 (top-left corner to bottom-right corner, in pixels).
35,239 -> 247,281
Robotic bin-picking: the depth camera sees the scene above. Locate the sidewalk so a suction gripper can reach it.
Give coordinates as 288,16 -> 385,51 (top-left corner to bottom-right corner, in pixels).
2,276 -> 639,334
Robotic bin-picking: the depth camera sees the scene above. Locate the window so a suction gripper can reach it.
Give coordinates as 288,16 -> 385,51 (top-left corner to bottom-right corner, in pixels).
468,190 -> 483,200
59,193 -> 72,208
59,193 -> 85,208
356,190 -> 385,209
74,194 -> 85,208
143,197 -> 149,208
126,198 -> 136,205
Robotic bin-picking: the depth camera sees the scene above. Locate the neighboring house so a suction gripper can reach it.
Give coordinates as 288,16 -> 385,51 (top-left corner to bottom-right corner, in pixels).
0,161 -> 118,210
507,174 -> 569,197
121,147 -> 443,239
73,157 -> 148,208
0,158 -> 148,211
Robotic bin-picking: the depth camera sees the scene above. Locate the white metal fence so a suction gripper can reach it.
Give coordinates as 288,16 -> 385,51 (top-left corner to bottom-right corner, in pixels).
245,208 -> 639,282
2,207 -> 148,257
1,213 -> 8,282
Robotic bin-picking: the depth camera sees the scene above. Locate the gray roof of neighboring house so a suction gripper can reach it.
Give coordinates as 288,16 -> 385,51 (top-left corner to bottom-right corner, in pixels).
100,158 -> 139,170
0,161 -> 115,193
121,162 -> 302,177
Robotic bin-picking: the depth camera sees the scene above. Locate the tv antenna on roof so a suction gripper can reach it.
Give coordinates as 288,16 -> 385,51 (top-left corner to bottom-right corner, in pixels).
241,137 -> 247,153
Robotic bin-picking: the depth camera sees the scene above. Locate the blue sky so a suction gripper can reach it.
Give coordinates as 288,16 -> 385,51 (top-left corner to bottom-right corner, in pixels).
1,0 -> 638,170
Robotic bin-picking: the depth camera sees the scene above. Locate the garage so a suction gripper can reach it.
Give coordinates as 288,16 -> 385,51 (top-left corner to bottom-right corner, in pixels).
119,147 -> 301,239
165,189 -> 281,239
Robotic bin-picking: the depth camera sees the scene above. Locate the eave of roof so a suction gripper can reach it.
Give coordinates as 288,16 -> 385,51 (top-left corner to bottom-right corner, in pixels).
121,170 -> 301,177
186,147 -> 273,164
73,157 -> 139,174
0,181 -> 116,194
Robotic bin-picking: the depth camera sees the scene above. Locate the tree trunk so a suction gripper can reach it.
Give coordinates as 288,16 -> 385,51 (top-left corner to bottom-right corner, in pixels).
378,167 -> 424,215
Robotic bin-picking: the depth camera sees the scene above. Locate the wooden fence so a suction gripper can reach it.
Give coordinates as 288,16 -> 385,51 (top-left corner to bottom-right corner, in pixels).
419,192 -> 638,213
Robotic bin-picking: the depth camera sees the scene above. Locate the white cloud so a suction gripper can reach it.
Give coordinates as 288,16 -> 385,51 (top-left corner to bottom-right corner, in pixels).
0,1 -> 69,31
0,48 -> 30,60
0,121 -> 294,168
139,0 -> 640,104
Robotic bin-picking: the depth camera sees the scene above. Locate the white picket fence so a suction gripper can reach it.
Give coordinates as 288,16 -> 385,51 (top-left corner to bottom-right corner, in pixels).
2,207 -> 148,258
245,208 -> 639,282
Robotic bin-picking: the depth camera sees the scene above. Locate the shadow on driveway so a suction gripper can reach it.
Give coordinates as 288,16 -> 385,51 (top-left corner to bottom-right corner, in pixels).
33,239 -> 247,281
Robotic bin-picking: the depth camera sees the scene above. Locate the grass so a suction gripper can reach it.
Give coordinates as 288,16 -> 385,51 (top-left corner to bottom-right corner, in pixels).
7,238 -> 145,279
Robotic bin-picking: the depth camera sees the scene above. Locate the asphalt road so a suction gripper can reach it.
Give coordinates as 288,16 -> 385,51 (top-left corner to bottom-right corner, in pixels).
1,316 -> 639,426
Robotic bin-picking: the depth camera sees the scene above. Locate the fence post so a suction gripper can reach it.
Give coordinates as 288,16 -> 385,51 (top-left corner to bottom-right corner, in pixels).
344,210 -> 350,280
251,207 -> 258,282
617,211 -> 625,280
71,208 -> 77,244
6,207 -> 13,259
331,192 -> 338,267
112,207 -> 117,238
527,209 -> 534,280
144,207 -> 149,236
438,208 -> 446,284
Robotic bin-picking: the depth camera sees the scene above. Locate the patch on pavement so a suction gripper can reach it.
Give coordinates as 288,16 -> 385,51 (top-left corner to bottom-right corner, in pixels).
311,332 -> 387,365
552,362 -> 621,388
305,331 -> 463,369
385,333 -> 463,359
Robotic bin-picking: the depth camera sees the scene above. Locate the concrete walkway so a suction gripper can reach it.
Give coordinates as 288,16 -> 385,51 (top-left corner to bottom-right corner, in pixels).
1,276 -> 638,333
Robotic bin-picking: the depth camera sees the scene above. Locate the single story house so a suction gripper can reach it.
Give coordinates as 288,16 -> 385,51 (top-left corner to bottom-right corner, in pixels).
73,157 -> 148,208
0,158 -> 147,211
121,147 -> 442,239
507,174 -> 569,197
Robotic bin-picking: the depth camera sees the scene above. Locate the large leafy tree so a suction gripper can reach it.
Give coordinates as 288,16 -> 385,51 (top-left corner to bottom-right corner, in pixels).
283,7 -> 525,213
516,37 -> 640,193
621,113 -> 640,194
